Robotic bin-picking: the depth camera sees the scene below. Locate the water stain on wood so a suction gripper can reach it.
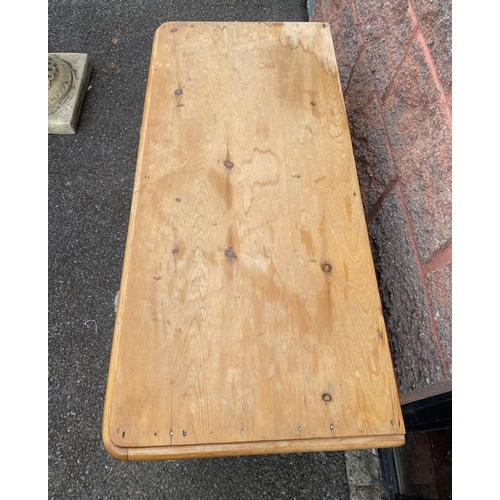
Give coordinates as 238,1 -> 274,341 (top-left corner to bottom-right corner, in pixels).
208,169 -> 233,210
300,229 -> 315,256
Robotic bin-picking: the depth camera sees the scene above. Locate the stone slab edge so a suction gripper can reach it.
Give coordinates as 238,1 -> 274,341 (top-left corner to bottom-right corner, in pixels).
48,53 -> 92,135
345,449 -> 384,500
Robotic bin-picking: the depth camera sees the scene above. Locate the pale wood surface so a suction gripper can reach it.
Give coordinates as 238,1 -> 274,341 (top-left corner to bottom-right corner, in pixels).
103,21 -> 404,460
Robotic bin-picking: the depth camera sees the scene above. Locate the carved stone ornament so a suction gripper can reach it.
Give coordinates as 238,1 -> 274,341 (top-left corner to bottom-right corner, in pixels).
48,55 -> 74,112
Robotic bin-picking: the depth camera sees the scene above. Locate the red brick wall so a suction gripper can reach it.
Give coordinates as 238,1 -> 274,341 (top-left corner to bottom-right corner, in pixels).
311,0 -> 452,404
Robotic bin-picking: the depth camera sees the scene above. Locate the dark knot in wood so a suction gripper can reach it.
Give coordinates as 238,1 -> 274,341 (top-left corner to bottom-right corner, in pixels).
225,248 -> 236,260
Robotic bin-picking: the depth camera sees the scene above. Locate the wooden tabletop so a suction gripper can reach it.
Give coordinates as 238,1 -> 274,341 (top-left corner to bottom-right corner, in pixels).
102,21 -> 405,461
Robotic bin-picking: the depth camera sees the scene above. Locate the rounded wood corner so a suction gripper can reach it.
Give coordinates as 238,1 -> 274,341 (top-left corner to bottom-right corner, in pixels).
155,21 -> 178,37
102,421 -> 129,461
392,434 -> 406,447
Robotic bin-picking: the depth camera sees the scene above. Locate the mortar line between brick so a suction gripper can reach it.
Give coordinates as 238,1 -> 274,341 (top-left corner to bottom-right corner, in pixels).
350,0 -> 360,25
394,183 -> 451,378
366,179 -> 398,225
350,0 -> 368,58
408,0 -> 452,130
416,31 -> 452,130
407,0 -> 420,27
422,243 -> 452,274
344,46 -> 365,96
381,26 -> 419,103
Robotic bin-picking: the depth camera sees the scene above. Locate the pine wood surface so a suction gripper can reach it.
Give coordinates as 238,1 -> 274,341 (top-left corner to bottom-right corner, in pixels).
103,21 -> 405,460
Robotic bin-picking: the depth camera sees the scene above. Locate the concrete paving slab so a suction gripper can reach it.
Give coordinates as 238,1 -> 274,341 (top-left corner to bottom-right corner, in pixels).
345,450 -> 382,500
48,53 -> 92,134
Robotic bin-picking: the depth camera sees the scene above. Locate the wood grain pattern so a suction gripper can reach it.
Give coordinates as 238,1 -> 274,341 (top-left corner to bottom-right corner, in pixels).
102,21 -> 405,460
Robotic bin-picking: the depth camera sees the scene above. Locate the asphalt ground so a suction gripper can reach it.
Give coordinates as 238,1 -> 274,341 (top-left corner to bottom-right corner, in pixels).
48,1 -> 350,498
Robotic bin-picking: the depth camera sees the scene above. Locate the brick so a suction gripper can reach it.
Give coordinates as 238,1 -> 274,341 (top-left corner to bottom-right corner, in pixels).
311,0 -> 361,91
368,189 -> 448,395
426,264 -> 452,375
353,0 -> 414,96
412,0 -> 452,93
344,53 -> 395,215
382,41 -> 451,262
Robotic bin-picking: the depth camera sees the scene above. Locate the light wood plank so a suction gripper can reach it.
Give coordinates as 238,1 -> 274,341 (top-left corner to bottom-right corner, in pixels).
103,21 -> 404,460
